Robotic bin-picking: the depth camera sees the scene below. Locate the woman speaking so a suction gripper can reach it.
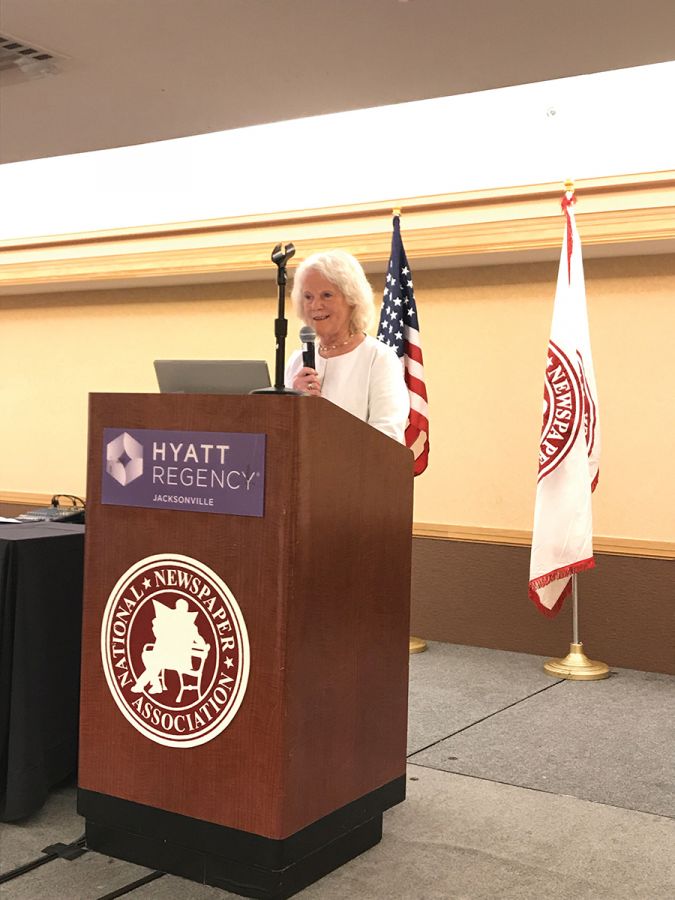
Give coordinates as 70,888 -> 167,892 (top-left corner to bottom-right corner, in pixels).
285,250 -> 409,443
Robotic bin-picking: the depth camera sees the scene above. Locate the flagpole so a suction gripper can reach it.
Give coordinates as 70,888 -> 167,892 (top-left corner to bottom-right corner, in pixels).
572,573 -> 579,645
543,574 -> 609,680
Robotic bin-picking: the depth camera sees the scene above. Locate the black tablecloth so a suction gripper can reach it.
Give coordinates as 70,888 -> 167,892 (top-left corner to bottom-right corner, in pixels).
0,522 -> 85,821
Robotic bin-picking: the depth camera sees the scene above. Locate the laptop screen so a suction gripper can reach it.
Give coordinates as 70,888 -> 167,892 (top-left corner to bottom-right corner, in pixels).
154,360 -> 272,394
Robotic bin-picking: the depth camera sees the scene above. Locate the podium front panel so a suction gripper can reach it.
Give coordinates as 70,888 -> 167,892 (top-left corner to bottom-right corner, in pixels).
79,393 -> 413,841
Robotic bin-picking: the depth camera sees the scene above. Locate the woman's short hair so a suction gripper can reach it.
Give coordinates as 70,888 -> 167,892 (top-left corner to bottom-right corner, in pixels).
291,250 -> 375,333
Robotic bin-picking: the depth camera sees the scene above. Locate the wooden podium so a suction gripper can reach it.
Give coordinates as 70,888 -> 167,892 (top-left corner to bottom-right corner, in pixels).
78,392 -> 414,899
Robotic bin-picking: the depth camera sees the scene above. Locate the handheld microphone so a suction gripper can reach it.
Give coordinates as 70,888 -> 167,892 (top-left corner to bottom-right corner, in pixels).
300,325 -> 316,369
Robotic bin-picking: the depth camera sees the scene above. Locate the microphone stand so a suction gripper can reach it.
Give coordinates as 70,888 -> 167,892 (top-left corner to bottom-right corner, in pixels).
252,242 -> 302,395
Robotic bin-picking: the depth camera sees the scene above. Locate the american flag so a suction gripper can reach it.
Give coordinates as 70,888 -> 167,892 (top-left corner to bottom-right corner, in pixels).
377,215 -> 429,474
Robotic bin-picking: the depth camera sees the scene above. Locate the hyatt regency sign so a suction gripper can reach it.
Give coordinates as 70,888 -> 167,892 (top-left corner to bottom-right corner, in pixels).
102,428 -> 266,517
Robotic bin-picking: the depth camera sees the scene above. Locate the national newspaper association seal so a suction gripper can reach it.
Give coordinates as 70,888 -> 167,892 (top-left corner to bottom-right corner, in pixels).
538,340 -> 583,481
101,554 -> 249,748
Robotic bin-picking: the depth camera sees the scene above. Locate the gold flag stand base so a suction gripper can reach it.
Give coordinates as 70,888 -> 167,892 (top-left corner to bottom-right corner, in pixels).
409,636 -> 428,654
544,642 -> 609,681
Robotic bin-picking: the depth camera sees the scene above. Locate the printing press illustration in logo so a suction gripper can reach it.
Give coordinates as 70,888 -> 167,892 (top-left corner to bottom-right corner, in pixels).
106,431 -> 144,486
537,340 -> 584,481
101,554 -> 250,748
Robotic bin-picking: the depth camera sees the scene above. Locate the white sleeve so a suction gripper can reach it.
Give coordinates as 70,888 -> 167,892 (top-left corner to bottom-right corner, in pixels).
284,350 -> 303,389
367,346 -> 410,443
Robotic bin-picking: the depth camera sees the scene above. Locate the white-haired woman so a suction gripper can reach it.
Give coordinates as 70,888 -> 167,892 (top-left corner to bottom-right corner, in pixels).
285,250 -> 409,443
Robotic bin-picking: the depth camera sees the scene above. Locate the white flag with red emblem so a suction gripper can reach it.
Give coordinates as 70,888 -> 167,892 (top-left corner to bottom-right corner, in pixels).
528,192 -> 601,617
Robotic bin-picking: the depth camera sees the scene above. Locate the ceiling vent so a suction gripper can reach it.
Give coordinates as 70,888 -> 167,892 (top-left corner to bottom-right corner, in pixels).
0,33 -> 62,84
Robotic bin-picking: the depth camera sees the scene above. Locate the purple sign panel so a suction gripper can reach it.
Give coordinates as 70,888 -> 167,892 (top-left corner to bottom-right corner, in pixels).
102,428 -> 266,517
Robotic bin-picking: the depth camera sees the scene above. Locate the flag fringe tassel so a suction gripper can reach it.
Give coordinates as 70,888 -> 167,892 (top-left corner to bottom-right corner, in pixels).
528,556 -> 595,618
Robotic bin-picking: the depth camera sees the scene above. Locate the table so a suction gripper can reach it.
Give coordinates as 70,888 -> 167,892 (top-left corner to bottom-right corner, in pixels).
0,522 -> 85,821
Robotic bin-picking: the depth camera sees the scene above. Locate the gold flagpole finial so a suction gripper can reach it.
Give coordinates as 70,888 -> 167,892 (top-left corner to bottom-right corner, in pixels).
564,179 -> 575,193
392,207 -> 402,217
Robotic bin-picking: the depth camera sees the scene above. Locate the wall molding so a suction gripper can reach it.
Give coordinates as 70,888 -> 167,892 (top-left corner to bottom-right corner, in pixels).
2,491 -> 671,559
0,491 -> 57,507
1,170 -> 673,294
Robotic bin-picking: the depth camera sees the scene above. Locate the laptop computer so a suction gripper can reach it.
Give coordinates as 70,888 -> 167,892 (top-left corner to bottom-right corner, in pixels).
154,360 -> 272,394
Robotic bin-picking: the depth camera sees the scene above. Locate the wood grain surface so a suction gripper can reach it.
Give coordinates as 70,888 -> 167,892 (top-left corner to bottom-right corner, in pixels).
78,393 -> 413,839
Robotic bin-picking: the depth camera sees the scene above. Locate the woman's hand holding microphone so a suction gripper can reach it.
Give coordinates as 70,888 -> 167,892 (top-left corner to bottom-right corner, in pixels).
293,367 -> 321,396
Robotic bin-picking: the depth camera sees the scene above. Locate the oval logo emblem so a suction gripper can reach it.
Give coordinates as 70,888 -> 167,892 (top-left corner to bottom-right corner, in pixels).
538,340 -> 583,481
100,554 -> 249,748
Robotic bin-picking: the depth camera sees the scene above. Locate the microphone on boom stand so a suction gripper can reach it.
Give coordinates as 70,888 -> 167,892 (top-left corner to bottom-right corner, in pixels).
251,242 -> 301,395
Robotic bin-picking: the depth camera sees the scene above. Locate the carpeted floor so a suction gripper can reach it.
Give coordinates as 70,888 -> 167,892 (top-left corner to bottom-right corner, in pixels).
1,643 -> 673,899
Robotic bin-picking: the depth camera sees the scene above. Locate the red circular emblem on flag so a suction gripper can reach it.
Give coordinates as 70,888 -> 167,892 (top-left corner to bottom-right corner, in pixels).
577,352 -> 598,458
101,554 -> 249,748
538,341 -> 583,481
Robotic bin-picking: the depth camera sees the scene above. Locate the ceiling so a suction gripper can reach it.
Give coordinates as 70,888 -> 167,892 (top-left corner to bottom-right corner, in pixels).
1,0 -> 674,165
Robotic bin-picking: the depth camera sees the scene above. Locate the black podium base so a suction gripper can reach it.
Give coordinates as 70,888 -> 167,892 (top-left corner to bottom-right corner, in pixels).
78,777 -> 405,899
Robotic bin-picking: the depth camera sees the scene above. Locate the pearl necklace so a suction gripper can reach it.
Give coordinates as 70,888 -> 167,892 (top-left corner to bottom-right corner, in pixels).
319,332 -> 357,353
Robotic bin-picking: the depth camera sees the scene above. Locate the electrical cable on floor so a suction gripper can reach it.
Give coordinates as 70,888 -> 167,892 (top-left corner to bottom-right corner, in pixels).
94,870 -> 165,899
0,834 -> 86,885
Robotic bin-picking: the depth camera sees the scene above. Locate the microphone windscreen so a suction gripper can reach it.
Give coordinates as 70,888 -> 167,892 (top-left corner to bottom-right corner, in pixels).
300,326 -> 316,369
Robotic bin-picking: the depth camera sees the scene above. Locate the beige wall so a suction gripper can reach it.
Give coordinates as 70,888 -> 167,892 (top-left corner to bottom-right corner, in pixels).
1,253 -> 673,541
412,254 -> 674,541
